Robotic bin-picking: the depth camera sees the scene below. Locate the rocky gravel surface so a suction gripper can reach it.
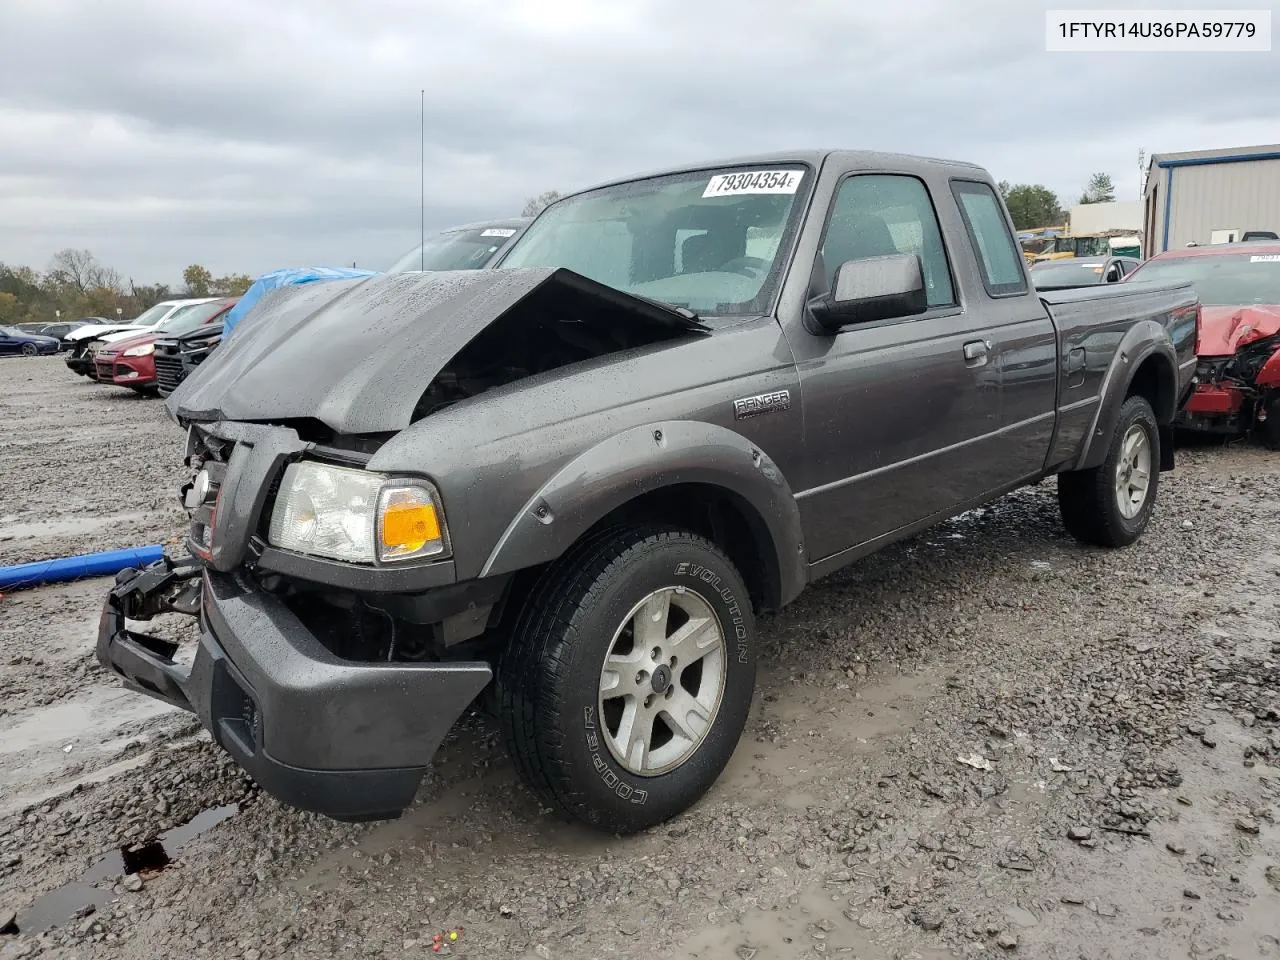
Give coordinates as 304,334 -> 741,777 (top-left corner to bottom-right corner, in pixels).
2,355 -> 1278,959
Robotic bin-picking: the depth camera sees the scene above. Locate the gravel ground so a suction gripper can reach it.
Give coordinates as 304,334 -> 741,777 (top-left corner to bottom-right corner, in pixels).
2,354 -> 1278,960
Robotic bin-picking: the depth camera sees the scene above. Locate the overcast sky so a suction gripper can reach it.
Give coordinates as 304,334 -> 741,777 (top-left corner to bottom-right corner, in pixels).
1,0 -> 1277,285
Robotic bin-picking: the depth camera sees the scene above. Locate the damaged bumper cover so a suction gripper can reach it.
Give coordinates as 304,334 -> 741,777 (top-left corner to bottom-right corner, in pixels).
96,556 -> 492,821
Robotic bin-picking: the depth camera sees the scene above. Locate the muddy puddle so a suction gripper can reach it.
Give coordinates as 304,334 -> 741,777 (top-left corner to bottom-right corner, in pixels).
0,685 -> 177,816
12,803 -> 241,935
0,512 -> 152,543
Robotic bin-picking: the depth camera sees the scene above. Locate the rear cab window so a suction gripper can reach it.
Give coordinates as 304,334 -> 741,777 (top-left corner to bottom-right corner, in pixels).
950,181 -> 1028,297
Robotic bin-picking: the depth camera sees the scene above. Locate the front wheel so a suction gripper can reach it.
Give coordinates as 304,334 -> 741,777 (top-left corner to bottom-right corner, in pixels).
1259,393 -> 1280,451
20,343 -> 37,357
497,526 -> 756,834
1058,395 -> 1160,547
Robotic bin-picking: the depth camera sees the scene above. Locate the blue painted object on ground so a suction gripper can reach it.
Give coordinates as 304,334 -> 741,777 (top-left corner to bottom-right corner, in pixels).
0,545 -> 165,591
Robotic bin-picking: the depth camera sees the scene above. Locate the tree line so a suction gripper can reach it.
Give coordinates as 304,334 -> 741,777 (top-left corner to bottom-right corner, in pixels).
998,171 -> 1117,231
0,249 -> 251,326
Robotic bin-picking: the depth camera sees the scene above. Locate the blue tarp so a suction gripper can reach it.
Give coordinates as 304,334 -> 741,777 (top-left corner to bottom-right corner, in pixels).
223,266 -> 377,339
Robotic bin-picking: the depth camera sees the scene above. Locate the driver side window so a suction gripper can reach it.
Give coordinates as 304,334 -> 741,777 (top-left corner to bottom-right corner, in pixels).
820,174 -> 956,308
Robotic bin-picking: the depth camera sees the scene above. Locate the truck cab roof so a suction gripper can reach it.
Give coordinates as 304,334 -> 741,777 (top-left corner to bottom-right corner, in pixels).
570,149 -> 989,198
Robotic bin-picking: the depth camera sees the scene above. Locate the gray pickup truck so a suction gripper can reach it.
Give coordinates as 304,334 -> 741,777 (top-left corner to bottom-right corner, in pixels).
98,150 -> 1199,834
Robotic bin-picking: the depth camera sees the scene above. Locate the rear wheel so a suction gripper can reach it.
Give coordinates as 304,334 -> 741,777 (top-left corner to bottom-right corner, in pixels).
1058,395 -> 1160,547
496,526 -> 756,834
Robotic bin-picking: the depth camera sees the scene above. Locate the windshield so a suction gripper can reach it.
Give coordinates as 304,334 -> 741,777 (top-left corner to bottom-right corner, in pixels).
0,326 -> 18,336
387,226 -> 521,273
498,164 -> 811,316
1031,262 -> 1107,285
1126,252 -> 1280,305
159,299 -> 230,335
130,303 -> 174,326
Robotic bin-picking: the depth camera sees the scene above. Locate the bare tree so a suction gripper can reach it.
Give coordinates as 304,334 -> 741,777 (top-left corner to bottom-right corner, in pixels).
521,190 -> 562,218
47,249 -> 99,293
47,248 -> 121,293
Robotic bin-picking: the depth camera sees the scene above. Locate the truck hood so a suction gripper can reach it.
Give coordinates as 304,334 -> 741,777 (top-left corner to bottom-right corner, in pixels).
1197,304 -> 1280,356
166,267 -> 708,435
158,326 -> 222,347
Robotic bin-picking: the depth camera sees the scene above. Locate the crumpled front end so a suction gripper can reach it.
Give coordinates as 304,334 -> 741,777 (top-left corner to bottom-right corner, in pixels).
94,420 -> 494,820
1179,305 -> 1280,441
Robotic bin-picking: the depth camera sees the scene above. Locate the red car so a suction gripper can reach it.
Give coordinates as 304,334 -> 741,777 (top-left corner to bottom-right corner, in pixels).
94,298 -> 238,392
1124,243 -> 1280,447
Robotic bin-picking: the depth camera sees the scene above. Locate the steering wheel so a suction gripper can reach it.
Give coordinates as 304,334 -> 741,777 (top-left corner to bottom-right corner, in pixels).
717,256 -> 768,279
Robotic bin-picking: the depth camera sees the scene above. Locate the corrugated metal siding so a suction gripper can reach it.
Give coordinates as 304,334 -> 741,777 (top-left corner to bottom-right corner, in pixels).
1165,158 -> 1280,249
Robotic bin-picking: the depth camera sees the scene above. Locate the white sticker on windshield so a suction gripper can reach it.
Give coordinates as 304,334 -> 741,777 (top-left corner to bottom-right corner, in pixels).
481,228 -> 518,238
1250,254 -> 1280,262
702,170 -> 804,198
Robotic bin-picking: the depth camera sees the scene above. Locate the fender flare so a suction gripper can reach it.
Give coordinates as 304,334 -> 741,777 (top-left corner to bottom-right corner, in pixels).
479,420 -> 807,607
1075,321 -> 1178,471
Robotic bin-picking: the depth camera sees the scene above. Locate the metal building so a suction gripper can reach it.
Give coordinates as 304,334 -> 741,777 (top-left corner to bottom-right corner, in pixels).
1142,143 -> 1280,256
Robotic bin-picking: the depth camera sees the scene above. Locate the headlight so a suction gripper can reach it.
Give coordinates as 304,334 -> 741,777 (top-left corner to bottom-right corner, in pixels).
267,461 -> 449,564
123,343 -> 155,357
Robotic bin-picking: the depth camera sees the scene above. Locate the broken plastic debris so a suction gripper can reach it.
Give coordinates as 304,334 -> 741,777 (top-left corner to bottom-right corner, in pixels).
62,743 -> 74,753
957,753 -> 993,771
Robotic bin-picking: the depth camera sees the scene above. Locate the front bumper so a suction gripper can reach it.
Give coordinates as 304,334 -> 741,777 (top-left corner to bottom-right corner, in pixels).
96,556 -> 493,821
96,354 -> 157,387
66,353 -> 92,375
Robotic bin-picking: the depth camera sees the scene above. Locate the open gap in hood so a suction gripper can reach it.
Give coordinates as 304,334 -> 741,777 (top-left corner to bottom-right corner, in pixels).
411,269 -> 710,422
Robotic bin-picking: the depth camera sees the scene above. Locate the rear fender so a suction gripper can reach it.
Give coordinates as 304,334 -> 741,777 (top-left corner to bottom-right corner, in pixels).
1075,322 -> 1178,472
478,420 -> 806,607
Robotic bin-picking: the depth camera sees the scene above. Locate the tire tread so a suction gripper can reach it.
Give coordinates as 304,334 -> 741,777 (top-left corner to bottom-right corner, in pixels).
497,525 -> 734,826
1057,395 -> 1158,548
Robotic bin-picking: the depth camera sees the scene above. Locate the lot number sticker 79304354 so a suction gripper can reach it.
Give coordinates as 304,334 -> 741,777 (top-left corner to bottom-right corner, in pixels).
703,170 -> 804,198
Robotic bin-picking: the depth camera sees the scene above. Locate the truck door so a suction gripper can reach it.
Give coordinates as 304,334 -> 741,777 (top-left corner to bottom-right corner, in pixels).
949,180 -> 1058,483
787,173 -> 1005,563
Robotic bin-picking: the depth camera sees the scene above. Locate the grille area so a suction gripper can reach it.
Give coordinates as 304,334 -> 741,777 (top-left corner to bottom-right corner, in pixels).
154,353 -> 184,391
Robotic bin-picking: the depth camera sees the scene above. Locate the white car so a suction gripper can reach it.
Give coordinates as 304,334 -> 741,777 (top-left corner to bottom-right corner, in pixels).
64,298 -> 219,376
64,298 -> 220,345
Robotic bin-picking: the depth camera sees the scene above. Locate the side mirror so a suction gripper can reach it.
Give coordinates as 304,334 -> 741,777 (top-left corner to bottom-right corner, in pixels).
808,254 -> 927,332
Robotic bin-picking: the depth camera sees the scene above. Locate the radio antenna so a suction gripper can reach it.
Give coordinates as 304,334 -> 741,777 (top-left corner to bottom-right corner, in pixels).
419,89 -> 425,272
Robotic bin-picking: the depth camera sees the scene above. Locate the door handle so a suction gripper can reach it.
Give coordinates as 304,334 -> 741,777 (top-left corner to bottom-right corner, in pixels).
963,340 -> 989,366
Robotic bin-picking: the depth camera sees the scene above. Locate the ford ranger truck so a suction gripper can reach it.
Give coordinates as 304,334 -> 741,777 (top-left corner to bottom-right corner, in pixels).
97,151 -> 1199,834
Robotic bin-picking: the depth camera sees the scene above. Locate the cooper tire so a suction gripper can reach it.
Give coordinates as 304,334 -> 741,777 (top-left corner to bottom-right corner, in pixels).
1058,395 -> 1160,547
497,526 -> 756,834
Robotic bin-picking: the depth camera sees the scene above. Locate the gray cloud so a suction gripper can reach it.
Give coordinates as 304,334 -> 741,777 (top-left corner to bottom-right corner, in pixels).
1,0 -> 1277,282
